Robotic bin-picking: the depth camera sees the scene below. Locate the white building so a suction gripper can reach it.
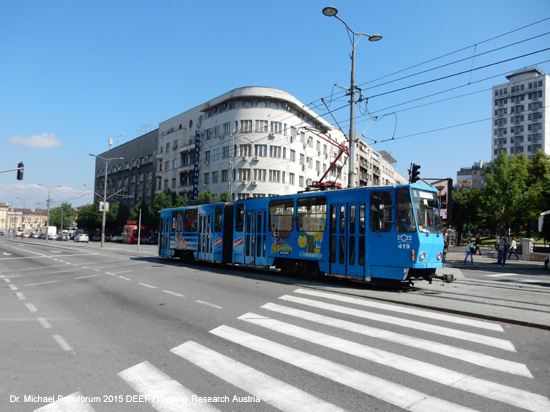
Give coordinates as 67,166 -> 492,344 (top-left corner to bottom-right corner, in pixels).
492,67 -> 549,160
156,86 -> 405,200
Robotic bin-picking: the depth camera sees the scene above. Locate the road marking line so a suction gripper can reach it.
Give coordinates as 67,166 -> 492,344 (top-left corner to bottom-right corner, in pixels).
211,325 -> 477,412
281,295 -> 516,352
138,283 -> 157,289
163,290 -> 185,297
118,361 -> 220,412
9,284 -> 18,291
25,303 -> 37,312
33,391 -> 96,412
53,335 -> 73,352
118,276 -> 130,280
262,302 -> 532,378
172,341 -> 346,412
196,300 -> 222,309
25,281 -> 60,287
37,317 -> 52,329
239,313 -> 548,411
294,288 -> 504,332
74,275 -> 100,280
112,270 -> 133,274
486,273 -> 517,277
3,278 -> 10,282
104,272 -> 116,276
16,292 -> 26,300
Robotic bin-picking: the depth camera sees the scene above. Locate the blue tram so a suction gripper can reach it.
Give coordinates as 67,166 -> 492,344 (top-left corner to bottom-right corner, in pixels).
158,184 -> 446,285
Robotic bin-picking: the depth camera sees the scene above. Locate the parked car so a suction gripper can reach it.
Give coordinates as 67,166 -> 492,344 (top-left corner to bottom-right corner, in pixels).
110,234 -> 123,242
147,235 -> 158,245
0,231 -> 4,236
74,233 -> 89,243
91,234 -> 101,242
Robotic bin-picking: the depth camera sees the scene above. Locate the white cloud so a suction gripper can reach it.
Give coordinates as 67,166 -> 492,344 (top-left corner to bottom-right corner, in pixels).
8,133 -> 64,148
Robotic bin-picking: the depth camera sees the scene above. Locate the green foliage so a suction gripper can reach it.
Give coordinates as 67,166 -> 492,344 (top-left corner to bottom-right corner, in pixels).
451,151 -> 550,237
150,188 -> 188,223
76,202 -> 102,231
49,202 -> 78,230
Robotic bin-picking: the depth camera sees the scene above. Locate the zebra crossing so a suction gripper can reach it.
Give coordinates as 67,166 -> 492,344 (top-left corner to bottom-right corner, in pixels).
36,288 -> 549,412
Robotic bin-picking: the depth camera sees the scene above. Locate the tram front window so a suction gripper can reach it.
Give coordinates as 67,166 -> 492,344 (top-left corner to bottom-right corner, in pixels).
411,189 -> 441,234
396,188 -> 416,233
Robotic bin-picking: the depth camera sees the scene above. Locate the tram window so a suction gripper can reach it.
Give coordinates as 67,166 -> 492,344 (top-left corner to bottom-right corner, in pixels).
246,212 -> 252,233
172,210 -> 183,233
349,236 -> 355,265
350,205 -> 356,234
340,205 -> 346,234
184,209 -> 198,232
370,191 -> 391,232
257,211 -> 262,233
396,188 -> 416,233
330,235 -> 336,263
269,199 -> 294,233
297,196 -> 327,232
235,204 -> 245,232
330,206 -> 337,233
359,205 -> 365,234
215,206 -> 223,232
359,237 -> 365,266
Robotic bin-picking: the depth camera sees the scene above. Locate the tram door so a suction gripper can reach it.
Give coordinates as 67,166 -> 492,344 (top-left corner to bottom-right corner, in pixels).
329,203 -> 366,278
244,209 -> 268,266
198,212 -> 214,261
159,215 -> 172,256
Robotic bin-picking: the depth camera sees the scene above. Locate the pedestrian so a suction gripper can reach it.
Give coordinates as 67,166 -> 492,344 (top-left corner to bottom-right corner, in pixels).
497,234 -> 509,267
507,236 -> 520,260
443,239 -> 448,263
474,233 -> 482,255
464,238 -> 474,264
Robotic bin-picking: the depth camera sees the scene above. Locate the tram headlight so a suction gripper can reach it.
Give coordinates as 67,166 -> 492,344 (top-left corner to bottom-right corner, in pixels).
437,252 -> 443,261
419,251 -> 426,261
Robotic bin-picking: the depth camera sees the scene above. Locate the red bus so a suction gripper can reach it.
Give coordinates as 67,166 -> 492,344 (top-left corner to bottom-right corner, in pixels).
122,221 -> 145,244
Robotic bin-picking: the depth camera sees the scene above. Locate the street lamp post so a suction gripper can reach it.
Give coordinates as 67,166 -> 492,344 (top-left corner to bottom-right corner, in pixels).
38,185 -> 60,241
89,154 -> 124,247
322,6 -> 382,189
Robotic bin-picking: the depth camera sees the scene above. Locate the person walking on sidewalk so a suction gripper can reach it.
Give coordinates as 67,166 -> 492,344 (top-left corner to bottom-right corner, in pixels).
507,236 -> 520,260
474,233 -> 482,255
497,234 -> 509,267
464,238 -> 474,264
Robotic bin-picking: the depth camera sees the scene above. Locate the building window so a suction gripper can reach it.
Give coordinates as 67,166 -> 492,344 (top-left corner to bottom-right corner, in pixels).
255,144 -> 267,157
240,120 -> 252,132
255,120 -> 268,133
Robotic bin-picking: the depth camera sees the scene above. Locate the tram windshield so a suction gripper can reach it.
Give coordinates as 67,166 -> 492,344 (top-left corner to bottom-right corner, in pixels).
411,189 -> 442,234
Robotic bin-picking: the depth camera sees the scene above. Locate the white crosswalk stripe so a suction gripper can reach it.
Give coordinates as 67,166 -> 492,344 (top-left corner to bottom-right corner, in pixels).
36,288 -> 548,412
238,312 -> 549,411
33,392 -> 96,412
118,361 -> 220,412
210,324 -> 478,412
171,341 -> 346,412
260,301 -> 532,377
278,294 -> 516,351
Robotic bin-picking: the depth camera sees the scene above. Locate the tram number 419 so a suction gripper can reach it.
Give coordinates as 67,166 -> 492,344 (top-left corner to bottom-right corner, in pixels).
398,243 -> 411,249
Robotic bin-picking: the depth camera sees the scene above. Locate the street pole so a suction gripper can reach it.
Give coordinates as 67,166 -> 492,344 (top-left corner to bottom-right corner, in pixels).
322,6 -> 382,189
90,153 -> 124,248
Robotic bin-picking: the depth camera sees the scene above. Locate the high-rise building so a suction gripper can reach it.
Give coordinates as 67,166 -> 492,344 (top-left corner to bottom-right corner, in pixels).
492,67 -> 549,160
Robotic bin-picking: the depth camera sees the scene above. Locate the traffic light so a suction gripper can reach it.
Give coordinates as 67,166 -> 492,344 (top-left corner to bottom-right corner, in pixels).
409,163 -> 421,183
16,162 -> 24,181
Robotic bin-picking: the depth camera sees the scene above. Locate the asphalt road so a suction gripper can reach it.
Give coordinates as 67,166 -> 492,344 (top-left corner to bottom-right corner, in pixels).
1,238 -> 549,412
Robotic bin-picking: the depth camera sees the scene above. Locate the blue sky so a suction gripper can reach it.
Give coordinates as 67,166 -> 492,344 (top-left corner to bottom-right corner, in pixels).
1,0 -> 549,209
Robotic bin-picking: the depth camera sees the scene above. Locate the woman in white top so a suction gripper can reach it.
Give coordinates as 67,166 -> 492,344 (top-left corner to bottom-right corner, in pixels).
507,237 -> 520,260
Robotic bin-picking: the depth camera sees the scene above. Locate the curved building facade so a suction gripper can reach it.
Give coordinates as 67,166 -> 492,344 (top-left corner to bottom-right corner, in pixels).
157,86 -> 349,200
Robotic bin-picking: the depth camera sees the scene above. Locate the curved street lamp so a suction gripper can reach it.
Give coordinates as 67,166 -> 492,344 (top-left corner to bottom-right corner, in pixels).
322,6 -> 382,188
89,153 -> 124,247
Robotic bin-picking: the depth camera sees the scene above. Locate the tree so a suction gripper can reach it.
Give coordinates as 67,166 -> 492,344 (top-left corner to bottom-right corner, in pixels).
450,188 -> 482,242
129,201 -> 154,228
481,152 -> 529,233
76,202 -> 102,232
49,202 -> 78,230
150,188 -> 188,223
